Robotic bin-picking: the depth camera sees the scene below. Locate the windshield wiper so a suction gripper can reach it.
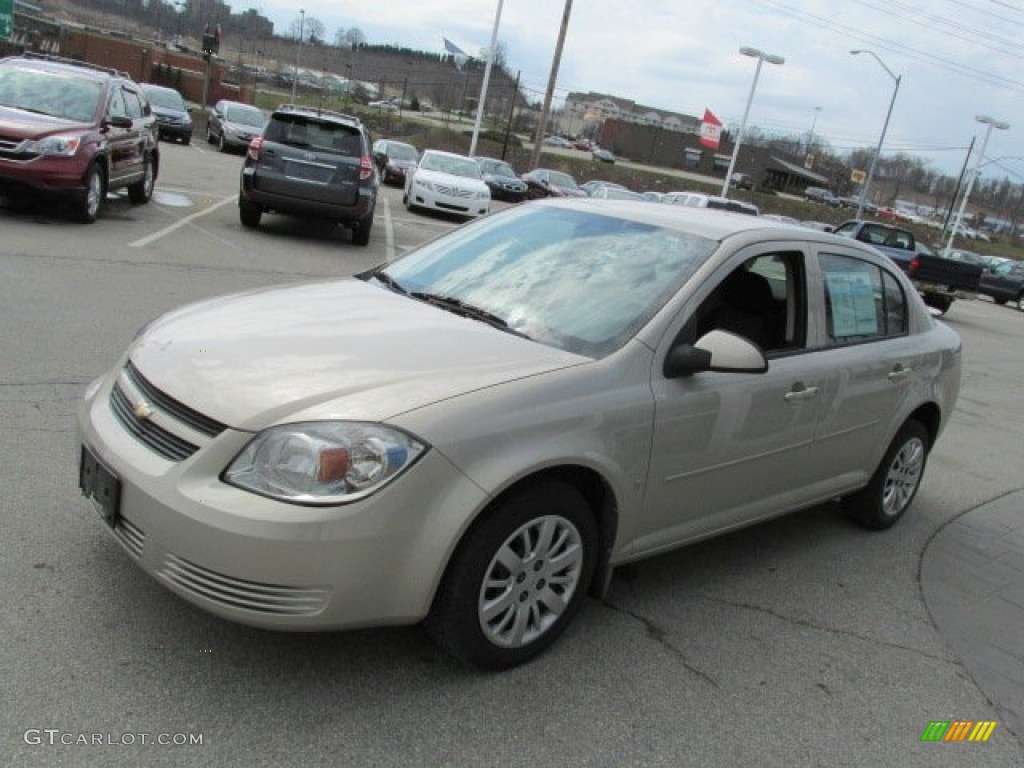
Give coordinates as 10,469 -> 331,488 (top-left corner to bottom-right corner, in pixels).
410,291 -> 530,339
368,271 -> 408,295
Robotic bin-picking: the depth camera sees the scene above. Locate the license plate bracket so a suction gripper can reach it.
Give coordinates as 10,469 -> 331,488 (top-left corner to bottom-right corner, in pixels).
79,445 -> 121,529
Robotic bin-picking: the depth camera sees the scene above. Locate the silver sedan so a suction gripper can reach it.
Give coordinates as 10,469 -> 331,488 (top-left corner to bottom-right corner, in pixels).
77,200 -> 962,669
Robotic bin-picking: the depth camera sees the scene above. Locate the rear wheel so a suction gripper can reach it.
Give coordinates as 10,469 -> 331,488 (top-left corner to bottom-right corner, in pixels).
127,156 -> 155,204
923,293 -> 952,314
238,199 -> 262,228
425,479 -> 597,669
845,420 -> 929,530
351,213 -> 373,246
75,164 -> 105,224
218,133 -> 227,153
1017,292 -> 1024,311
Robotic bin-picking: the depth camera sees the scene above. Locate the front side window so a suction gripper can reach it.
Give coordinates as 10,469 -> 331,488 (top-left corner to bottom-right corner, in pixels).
819,253 -> 907,345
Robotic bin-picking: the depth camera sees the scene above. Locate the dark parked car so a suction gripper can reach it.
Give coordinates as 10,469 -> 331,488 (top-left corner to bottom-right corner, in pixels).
729,172 -> 753,190
238,104 -> 378,245
472,156 -> 528,202
804,186 -> 840,207
207,99 -> 265,153
140,83 -> 193,144
521,168 -> 586,199
978,259 -> 1024,308
0,53 -> 159,223
372,138 -> 419,187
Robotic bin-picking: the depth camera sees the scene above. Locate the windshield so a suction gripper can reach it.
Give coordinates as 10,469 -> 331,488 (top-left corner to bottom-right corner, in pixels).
479,159 -> 515,176
144,87 -> 185,110
377,205 -> 716,358
548,171 -> 578,189
226,105 -> 265,127
0,67 -> 102,122
386,143 -> 418,161
421,152 -> 481,179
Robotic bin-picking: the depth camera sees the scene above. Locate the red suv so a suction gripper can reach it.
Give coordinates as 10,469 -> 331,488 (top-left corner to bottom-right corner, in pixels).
0,53 -> 159,223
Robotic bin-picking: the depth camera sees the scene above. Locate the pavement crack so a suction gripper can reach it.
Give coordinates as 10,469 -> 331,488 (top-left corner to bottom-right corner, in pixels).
601,599 -> 720,687
696,594 -> 954,662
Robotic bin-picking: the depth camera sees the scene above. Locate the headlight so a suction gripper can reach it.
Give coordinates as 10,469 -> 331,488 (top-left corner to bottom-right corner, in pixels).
223,422 -> 426,505
25,135 -> 82,156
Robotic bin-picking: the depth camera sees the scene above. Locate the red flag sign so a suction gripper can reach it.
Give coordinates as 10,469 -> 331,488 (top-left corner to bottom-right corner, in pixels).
699,109 -> 722,149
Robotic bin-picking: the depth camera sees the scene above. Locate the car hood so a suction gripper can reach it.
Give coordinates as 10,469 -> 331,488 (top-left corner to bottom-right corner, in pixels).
128,279 -> 587,431
0,106 -> 92,137
151,106 -> 190,121
485,173 -> 526,186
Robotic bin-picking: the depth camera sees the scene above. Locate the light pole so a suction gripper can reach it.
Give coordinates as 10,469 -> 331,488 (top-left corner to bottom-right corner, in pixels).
806,106 -> 821,155
291,9 -> 305,103
720,46 -> 784,198
469,0 -> 504,157
946,115 -> 1010,251
851,50 -> 901,220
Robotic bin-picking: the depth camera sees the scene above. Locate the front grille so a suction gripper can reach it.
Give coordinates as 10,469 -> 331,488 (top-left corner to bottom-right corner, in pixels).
125,362 -> 226,438
434,185 -> 474,198
158,555 -> 330,616
110,385 -> 198,461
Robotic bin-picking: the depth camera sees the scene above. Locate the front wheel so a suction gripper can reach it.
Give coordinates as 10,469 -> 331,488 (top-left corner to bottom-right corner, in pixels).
1017,292 -> 1024,311
75,164 -> 105,223
845,420 -> 929,530
425,480 -> 597,669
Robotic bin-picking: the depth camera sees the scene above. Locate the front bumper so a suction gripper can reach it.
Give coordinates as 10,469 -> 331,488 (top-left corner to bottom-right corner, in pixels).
76,370 -> 486,631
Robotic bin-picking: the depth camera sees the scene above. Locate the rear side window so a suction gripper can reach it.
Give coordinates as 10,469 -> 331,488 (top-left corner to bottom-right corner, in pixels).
819,253 -> 907,345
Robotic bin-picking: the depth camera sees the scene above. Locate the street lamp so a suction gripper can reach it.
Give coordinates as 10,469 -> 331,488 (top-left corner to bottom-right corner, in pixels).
851,50 -> 901,220
946,115 -> 1010,250
291,9 -> 305,102
720,46 -> 784,198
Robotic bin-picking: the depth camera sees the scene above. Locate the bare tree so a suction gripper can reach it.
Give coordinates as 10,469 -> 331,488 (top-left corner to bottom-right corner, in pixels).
333,27 -> 348,47
343,28 -> 366,49
289,15 -> 324,42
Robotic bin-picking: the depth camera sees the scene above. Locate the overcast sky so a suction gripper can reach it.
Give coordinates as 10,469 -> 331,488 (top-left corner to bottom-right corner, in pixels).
252,0 -> 1022,179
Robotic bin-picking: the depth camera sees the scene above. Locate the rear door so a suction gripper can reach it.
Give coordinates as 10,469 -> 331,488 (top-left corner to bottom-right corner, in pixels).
255,116 -> 363,206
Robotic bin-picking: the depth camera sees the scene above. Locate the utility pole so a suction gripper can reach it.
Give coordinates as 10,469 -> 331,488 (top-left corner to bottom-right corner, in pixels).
529,0 -> 573,170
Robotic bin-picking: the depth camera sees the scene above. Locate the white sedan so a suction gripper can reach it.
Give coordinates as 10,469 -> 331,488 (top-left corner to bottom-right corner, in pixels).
403,149 -> 491,219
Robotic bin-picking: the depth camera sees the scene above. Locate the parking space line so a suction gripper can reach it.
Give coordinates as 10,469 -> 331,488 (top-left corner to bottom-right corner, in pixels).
129,194 -> 237,248
382,193 -> 395,262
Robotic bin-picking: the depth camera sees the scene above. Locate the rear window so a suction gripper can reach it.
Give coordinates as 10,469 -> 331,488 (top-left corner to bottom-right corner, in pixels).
266,116 -> 363,155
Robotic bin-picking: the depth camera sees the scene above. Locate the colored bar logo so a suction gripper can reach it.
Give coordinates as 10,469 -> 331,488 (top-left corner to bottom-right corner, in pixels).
921,721 -> 997,742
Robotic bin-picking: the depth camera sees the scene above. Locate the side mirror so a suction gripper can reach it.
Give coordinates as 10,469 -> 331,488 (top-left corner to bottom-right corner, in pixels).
373,151 -> 387,170
663,329 -> 768,378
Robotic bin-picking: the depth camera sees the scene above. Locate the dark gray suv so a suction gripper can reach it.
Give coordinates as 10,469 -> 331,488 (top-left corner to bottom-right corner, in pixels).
238,104 -> 378,245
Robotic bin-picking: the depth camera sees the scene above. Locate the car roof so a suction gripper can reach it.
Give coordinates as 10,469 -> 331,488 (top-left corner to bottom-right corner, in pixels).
530,198 -> 887,251
2,53 -> 125,82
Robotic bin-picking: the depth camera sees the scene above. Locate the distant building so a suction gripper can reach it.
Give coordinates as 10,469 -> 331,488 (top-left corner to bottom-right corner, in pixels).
560,91 -> 700,137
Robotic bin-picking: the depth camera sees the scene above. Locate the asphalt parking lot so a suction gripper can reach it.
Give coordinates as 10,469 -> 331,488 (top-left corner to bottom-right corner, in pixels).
2,140 -> 1023,767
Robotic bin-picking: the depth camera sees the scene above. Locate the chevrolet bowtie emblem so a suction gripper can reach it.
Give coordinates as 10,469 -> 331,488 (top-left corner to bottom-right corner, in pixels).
132,401 -> 154,420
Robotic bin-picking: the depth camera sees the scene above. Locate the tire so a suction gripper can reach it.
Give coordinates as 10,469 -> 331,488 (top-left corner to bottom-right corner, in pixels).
218,133 -> 227,153
351,213 -> 373,246
182,134 -> 192,146
425,479 -> 597,670
993,298 -> 1008,306
75,163 -> 105,224
127,156 -> 155,205
238,199 -> 262,228
206,126 -> 214,144
845,420 -> 929,530
923,293 -> 952,314
1017,292 -> 1024,311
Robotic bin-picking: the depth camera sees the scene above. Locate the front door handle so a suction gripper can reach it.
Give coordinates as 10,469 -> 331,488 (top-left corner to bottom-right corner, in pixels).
888,364 -> 912,383
784,382 -> 819,402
